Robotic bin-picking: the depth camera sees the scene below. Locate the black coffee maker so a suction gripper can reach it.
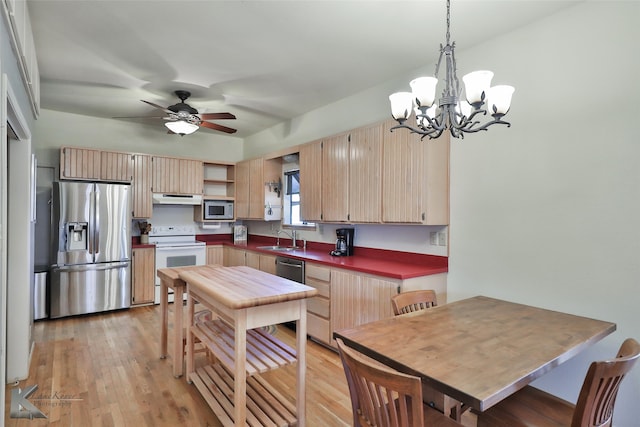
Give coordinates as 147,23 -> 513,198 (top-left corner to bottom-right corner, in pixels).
331,228 -> 355,256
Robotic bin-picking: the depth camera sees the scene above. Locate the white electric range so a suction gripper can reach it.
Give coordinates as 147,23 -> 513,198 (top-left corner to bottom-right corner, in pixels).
149,225 -> 206,304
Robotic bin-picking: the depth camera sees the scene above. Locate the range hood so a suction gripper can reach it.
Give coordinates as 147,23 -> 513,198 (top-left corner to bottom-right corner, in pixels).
152,193 -> 203,205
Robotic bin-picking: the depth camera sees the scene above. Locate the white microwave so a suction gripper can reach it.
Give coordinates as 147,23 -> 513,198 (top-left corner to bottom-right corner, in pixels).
203,200 -> 234,220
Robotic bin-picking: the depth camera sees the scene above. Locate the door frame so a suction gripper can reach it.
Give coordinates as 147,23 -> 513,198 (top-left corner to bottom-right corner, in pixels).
1,72 -> 33,420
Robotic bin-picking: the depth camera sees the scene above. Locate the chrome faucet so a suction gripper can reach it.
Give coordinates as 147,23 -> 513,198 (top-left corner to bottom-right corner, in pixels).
277,229 -> 297,247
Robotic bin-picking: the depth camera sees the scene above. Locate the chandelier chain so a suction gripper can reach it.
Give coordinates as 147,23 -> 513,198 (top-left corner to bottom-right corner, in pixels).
446,0 -> 451,45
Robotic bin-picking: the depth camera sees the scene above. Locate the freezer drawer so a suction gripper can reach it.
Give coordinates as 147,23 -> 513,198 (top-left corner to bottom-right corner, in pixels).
50,262 -> 131,318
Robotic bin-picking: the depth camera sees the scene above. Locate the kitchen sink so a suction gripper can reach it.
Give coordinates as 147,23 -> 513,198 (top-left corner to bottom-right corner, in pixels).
256,245 -> 301,252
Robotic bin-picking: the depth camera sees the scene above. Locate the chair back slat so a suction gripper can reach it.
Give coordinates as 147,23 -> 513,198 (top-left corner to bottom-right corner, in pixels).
392,290 -> 438,316
572,338 -> 640,427
337,338 -> 424,427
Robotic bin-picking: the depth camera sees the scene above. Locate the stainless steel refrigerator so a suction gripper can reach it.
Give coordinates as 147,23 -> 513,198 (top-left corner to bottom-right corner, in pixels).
50,181 -> 132,318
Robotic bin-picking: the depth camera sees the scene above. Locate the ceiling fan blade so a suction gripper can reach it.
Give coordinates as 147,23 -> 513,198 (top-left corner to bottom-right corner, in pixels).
199,112 -> 236,120
199,121 -> 237,134
141,99 -> 172,113
113,115 -> 168,119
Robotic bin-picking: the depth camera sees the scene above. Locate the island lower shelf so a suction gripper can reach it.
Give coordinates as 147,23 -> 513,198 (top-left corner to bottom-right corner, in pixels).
192,318 -> 297,375
189,318 -> 299,426
191,364 -> 297,426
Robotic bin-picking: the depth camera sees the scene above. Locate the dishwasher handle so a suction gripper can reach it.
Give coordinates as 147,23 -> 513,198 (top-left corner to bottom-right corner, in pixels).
276,260 -> 303,268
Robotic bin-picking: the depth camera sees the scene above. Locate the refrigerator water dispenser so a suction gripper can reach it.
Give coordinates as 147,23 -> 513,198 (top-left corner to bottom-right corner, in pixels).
66,222 -> 88,251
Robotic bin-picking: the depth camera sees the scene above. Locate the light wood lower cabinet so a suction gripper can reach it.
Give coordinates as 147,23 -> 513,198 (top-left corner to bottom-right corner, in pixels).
305,262 -> 447,348
206,245 -> 223,265
304,264 -> 332,344
223,246 -> 247,267
222,247 -> 277,275
330,269 -> 398,347
258,254 -> 277,275
131,247 -> 155,305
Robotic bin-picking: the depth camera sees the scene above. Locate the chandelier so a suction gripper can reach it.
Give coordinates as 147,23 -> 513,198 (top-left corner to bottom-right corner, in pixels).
389,0 -> 514,139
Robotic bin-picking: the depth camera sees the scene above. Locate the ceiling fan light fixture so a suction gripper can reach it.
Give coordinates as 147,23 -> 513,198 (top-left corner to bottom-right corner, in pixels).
165,120 -> 199,135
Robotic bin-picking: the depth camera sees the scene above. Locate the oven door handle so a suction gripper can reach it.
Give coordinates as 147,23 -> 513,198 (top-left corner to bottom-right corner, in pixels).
154,246 -> 205,252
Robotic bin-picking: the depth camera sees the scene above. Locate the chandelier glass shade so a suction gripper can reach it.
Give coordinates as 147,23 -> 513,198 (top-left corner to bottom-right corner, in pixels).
389,0 -> 514,139
164,120 -> 199,135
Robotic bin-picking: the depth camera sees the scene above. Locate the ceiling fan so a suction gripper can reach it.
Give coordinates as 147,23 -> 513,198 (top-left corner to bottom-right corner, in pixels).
120,90 -> 237,136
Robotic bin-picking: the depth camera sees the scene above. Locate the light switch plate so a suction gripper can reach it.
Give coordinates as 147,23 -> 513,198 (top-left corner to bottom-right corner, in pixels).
430,232 -> 438,245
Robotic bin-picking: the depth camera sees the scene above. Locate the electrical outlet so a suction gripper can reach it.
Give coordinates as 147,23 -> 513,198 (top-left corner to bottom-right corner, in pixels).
438,231 -> 447,246
430,232 -> 438,245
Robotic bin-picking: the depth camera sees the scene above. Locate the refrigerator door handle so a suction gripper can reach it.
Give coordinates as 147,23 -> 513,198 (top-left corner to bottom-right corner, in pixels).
93,188 -> 100,255
53,262 -> 129,273
88,188 -> 95,255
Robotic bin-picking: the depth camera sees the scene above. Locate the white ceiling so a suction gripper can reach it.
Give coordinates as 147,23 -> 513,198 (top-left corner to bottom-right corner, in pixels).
28,0 -> 580,138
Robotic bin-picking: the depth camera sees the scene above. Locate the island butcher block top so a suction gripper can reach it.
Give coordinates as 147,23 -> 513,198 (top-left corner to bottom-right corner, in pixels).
178,265 -> 318,309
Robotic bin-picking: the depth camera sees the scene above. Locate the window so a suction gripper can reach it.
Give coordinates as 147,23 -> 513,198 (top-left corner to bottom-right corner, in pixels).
283,169 -> 315,229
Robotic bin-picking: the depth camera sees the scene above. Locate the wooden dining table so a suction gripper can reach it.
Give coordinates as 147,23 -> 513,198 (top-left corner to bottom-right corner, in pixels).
334,295 -> 616,424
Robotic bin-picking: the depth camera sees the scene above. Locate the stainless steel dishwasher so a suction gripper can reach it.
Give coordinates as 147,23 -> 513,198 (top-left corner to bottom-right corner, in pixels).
275,256 -> 305,330
275,256 -> 305,284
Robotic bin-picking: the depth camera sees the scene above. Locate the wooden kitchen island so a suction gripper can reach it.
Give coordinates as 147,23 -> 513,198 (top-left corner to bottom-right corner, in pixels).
177,265 -> 318,427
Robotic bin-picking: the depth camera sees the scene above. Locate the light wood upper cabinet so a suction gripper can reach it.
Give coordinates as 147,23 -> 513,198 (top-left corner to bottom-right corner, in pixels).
349,123 -> 382,223
321,132 -> 350,222
299,140 -> 323,222
60,147 -> 101,180
235,160 -> 251,218
152,156 -> 203,195
60,147 -> 132,182
132,154 -> 152,219
381,118 -> 449,224
315,124 -> 382,223
131,247 -> 155,305
151,156 -> 180,193
101,151 -> 134,182
235,157 -> 281,220
179,159 -> 204,194
248,158 -> 265,219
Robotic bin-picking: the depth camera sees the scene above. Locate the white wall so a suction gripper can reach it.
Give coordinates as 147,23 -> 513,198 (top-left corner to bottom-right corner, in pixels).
446,3 -> 639,425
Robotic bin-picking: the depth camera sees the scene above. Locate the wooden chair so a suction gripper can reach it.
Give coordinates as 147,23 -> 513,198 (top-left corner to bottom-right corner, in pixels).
392,290 -> 438,315
336,338 -> 459,427
476,338 -> 640,427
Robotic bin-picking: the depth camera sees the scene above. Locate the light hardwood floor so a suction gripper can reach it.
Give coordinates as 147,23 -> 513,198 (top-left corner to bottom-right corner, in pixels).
4,305 -> 353,426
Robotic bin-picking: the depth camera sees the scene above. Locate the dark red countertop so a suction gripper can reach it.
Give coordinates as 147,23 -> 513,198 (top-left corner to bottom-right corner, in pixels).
195,234 -> 448,280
